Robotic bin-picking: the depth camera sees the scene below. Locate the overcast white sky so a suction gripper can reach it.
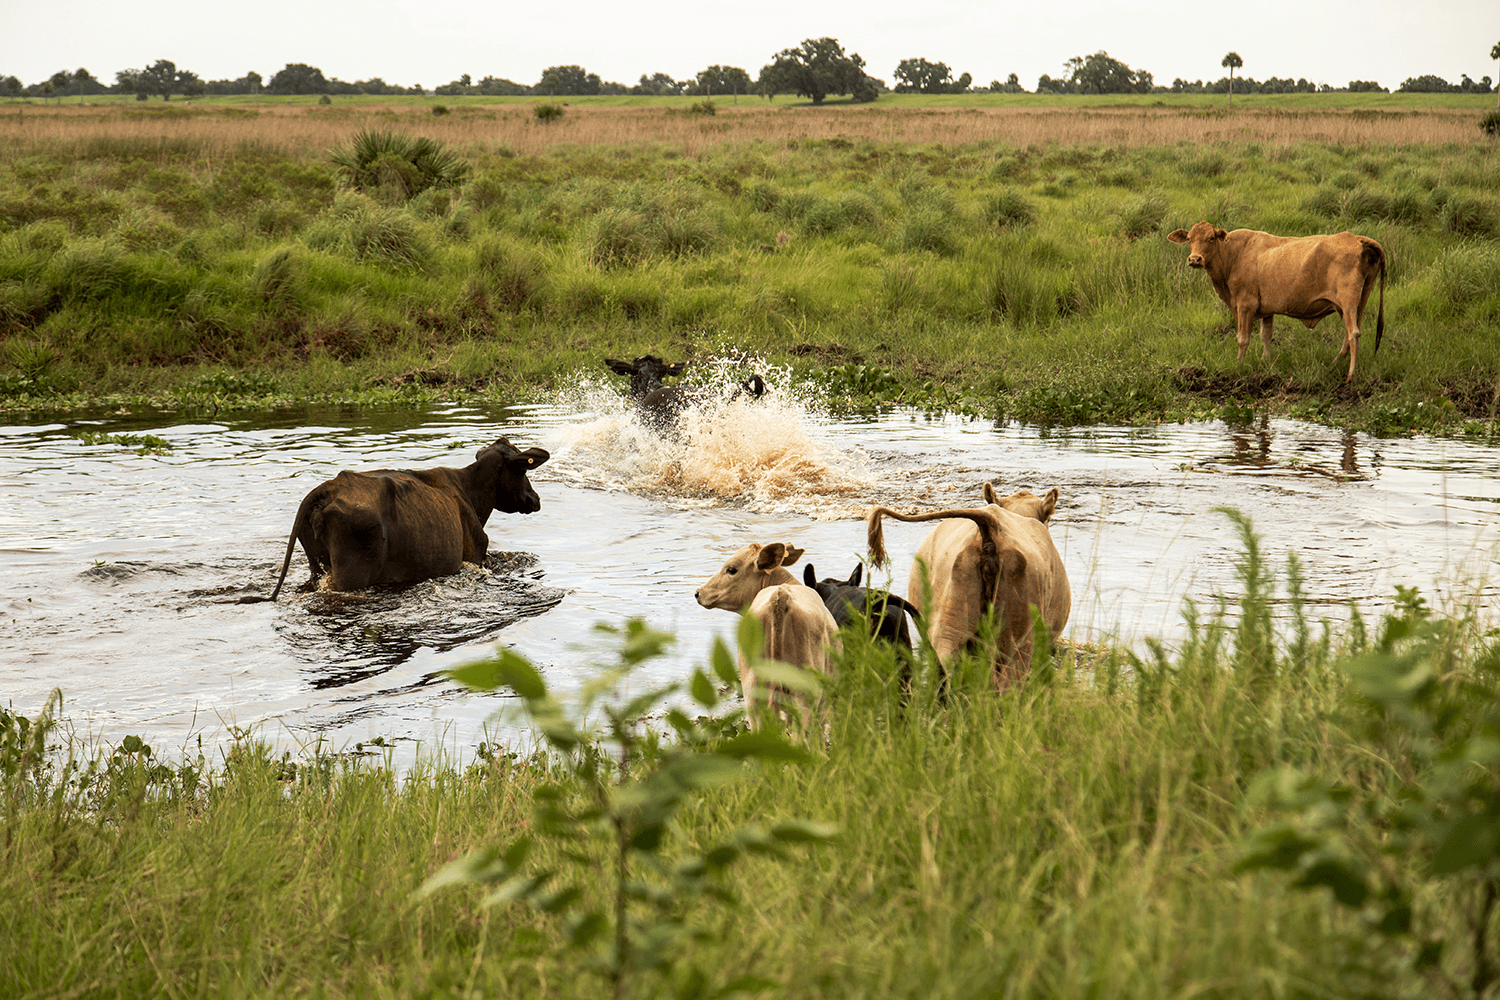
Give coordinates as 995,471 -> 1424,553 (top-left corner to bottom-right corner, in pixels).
3,1 -> 1497,92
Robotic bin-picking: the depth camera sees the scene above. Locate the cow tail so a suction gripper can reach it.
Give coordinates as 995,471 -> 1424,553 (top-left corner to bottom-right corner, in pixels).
1375,251 -> 1385,354
259,492 -> 316,603
867,508 -> 894,568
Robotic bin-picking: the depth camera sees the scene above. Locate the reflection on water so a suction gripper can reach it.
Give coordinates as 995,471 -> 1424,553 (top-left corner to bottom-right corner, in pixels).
0,389 -> 1496,766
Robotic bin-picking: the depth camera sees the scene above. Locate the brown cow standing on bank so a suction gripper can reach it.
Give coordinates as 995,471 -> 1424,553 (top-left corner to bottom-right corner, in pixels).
1166,221 -> 1386,383
866,485 -> 1070,688
250,437 -> 550,602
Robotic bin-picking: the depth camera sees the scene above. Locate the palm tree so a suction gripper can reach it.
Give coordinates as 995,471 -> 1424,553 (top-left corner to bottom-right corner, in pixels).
1492,42 -> 1500,109
1222,52 -> 1243,103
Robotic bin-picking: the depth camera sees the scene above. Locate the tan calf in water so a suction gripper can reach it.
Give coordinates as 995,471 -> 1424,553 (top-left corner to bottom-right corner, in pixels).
695,542 -> 840,731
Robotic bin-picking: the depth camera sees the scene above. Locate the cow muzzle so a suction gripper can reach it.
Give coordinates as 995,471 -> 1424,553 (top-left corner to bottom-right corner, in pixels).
1186,255 -> 1205,268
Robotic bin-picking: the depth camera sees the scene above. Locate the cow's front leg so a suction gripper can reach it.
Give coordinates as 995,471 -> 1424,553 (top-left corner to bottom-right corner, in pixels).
1234,307 -> 1256,360
1259,316 -> 1275,359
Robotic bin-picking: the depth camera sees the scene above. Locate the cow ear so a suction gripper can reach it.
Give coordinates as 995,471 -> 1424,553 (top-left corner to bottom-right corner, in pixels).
1166,229 -> 1189,244
521,447 -> 550,469
803,563 -> 816,586
982,481 -> 999,505
781,544 -> 806,567
1039,487 -> 1058,523
605,359 -> 633,376
1214,228 -> 1228,240
666,362 -> 686,376
847,564 -> 862,588
756,542 -> 786,570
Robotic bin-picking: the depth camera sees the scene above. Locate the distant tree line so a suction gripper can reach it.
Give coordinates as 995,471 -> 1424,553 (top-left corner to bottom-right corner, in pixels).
2,47 -> 1493,103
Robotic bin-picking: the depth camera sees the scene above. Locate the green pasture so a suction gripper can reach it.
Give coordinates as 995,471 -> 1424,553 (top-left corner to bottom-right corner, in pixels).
0,105 -> 1497,436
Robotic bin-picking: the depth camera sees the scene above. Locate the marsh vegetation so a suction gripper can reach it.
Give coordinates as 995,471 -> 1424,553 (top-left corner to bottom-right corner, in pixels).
0,99 -> 1495,435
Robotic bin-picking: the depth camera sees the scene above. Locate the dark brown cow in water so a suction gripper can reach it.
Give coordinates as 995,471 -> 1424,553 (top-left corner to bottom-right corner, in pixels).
1166,221 -> 1386,383
249,437 -> 549,602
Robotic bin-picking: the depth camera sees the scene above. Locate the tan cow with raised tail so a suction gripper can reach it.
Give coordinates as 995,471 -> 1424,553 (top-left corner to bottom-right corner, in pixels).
867,485 -> 1070,687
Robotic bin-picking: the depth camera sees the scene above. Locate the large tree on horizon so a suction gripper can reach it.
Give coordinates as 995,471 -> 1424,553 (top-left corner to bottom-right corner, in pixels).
758,38 -> 878,104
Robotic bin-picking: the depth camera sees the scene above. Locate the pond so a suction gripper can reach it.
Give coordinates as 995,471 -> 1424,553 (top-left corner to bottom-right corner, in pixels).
2,378 -> 1496,764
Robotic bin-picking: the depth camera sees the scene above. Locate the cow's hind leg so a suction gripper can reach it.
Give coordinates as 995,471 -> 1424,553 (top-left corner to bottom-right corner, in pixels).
1259,316 -> 1275,359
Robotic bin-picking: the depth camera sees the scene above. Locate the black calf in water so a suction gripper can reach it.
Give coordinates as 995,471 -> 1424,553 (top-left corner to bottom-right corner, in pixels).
802,562 -> 919,649
604,355 -> 767,434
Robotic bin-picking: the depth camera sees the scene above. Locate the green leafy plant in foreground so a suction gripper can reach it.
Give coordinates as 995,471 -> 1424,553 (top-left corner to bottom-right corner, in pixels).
419,619 -> 837,1000
1238,587 -> 1500,997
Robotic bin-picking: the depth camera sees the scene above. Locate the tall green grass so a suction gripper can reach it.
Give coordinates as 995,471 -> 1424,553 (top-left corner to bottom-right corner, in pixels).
0,127 -> 1497,434
4,519 -> 1498,997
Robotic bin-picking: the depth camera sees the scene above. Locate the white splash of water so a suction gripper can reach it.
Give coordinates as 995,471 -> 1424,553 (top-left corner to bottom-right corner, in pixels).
548,354 -> 874,519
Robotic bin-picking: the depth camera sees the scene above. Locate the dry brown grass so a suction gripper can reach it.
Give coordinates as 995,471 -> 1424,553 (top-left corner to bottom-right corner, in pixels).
0,103 -> 1483,160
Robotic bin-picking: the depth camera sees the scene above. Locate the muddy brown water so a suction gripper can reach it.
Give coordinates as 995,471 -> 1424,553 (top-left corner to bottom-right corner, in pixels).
2,381 -> 1496,764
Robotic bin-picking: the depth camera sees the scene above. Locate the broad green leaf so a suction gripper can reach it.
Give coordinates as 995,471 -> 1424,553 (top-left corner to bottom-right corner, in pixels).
717,730 -> 814,763
746,661 -> 824,695
482,870 -> 552,907
704,844 -> 741,869
536,884 -> 583,914
771,819 -> 839,843
502,835 -> 532,870
711,638 -> 740,686
446,648 -> 548,699
737,612 -> 764,662
1234,822 -> 1322,874
690,668 -> 718,708
713,976 -> 779,998
413,846 -> 500,898
567,911 -> 608,948
1294,855 -> 1370,907
1432,813 -> 1500,874
664,753 -> 746,790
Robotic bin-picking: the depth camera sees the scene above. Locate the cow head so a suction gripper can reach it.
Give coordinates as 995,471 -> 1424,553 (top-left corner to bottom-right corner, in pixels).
1166,221 -> 1228,270
982,484 -> 1059,523
696,541 -> 805,611
474,437 -> 550,514
801,562 -> 861,602
604,355 -> 686,399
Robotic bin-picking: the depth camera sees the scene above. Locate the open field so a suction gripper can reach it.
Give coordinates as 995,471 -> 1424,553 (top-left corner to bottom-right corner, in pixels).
0,100 -> 1497,434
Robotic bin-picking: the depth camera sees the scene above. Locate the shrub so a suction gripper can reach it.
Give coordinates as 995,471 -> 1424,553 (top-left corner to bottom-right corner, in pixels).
1479,109 -> 1500,137
653,207 -> 719,258
747,181 -> 780,213
474,235 -> 546,313
250,246 -> 306,314
328,129 -> 470,201
985,265 -> 1076,326
1118,192 -> 1167,240
430,104 -> 449,117
532,103 -> 564,123
1430,243 -> 1500,311
900,205 -> 958,256
1439,193 -> 1499,238
585,208 -> 650,267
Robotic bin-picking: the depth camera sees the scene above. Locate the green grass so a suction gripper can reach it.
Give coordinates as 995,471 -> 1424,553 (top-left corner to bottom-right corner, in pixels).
0,111 -> 1498,437
5,520 -> 1499,998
